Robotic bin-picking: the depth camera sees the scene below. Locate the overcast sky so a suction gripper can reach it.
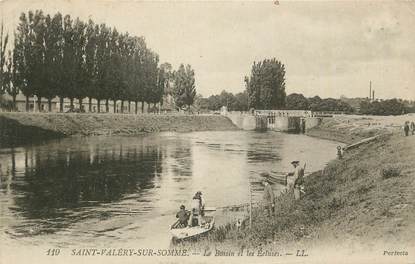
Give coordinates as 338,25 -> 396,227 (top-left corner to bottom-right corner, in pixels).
1,0 -> 414,100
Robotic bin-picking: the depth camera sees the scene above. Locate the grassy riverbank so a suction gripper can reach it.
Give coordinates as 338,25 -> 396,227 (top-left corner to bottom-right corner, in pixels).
186,115 -> 415,253
0,112 -> 238,148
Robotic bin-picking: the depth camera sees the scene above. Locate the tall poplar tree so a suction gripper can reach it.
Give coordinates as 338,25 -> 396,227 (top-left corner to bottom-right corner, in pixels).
172,64 -> 196,110
14,13 -> 32,110
4,50 -> 21,109
245,58 -> 286,110
44,13 -> 63,111
30,10 -> 48,111
84,19 -> 97,112
62,14 -> 76,109
0,22 -> 9,95
73,18 -> 87,110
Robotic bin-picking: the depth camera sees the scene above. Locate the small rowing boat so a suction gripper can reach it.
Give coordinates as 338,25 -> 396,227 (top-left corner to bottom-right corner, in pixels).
170,215 -> 215,240
267,174 -> 287,185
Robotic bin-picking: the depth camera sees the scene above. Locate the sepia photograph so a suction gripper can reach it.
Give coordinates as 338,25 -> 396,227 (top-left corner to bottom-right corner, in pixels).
0,0 -> 414,263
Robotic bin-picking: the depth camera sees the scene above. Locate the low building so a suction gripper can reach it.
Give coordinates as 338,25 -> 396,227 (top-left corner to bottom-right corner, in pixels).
2,93 -> 60,112
1,92 -> 156,114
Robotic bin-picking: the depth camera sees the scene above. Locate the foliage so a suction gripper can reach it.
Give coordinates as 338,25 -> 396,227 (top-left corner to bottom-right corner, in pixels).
4,51 -> 17,103
285,93 -> 309,110
245,58 -> 286,110
2,9 -> 193,112
234,91 -> 249,111
402,100 -> 415,113
194,90 -> 248,112
381,166 -> 401,179
308,96 -> 322,111
158,62 -> 173,106
0,22 -> 9,94
172,64 -> 196,110
314,98 -> 354,112
284,93 -> 353,112
44,13 -> 64,104
359,99 -> 406,115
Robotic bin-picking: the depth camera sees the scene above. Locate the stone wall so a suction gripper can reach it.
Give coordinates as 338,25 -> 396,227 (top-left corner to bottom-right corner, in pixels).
225,113 -> 322,132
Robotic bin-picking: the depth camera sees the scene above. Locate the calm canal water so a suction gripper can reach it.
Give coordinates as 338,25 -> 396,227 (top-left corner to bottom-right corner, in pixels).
0,131 -> 340,248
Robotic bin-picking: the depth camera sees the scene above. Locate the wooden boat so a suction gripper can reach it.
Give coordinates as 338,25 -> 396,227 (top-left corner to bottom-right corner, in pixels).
170,215 -> 215,240
267,171 -> 310,186
268,172 -> 288,185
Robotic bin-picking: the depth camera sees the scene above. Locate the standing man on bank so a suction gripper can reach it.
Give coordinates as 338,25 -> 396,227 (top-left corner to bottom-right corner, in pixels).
404,121 -> 410,137
261,175 -> 275,217
287,161 -> 305,200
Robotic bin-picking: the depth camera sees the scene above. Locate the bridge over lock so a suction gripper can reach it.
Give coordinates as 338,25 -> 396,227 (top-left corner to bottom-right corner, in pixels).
224,110 -> 322,132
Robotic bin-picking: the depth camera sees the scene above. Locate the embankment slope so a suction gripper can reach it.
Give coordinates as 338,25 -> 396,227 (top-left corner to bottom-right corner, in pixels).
0,112 -> 238,147
191,116 -> 415,254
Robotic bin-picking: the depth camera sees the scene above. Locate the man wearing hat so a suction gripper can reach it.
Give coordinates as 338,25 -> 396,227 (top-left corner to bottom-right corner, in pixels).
190,191 -> 205,226
261,174 -> 275,217
287,161 -> 304,200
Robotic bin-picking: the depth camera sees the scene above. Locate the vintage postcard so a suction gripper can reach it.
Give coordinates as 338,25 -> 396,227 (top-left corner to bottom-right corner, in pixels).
0,0 -> 414,263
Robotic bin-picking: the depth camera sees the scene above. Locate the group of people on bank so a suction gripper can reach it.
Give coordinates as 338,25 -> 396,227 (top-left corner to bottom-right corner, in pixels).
403,121 -> 415,136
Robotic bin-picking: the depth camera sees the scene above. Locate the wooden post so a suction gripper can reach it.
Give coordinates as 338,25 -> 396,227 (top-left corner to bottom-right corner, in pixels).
249,182 -> 252,229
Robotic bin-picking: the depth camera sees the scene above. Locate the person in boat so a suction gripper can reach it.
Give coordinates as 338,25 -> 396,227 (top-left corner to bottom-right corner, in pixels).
287,160 -> 305,200
175,205 -> 190,228
261,175 -> 275,217
189,191 -> 205,227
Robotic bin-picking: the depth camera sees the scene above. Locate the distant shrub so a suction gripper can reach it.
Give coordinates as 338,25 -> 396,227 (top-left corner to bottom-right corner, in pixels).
381,166 -> 401,179
359,99 -> 406,115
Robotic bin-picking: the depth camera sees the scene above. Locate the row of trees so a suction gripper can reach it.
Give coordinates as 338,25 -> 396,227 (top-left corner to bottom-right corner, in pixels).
196,90 -> 249,112
286,93 -> 354,112
359,99 -> 406,115
196,90 -> 354,113
0,10 -> 196,113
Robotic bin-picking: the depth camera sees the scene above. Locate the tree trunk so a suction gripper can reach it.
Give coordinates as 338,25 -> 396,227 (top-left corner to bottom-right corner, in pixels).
147,102 -> 151,113
121,101 -> 124,113
60,97 -> 64,112
48,99 -> 52,112
141,101 -> 144,113
135,101 -> 138,114
37,97 -> 42,112
113,100 -> 117,113
25,96 -> 29,112
70,98 -> 74,110
79,98 -> 83,111
12,95 -> 17,111
105,99 -> 109,113
97,99 -> 101,113
88,97 -> 92,112
128,101 -> 131,113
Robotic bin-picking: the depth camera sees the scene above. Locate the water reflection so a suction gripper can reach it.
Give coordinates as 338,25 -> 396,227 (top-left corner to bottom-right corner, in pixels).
1,138 -> 164,237
0,131 -> 341,247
